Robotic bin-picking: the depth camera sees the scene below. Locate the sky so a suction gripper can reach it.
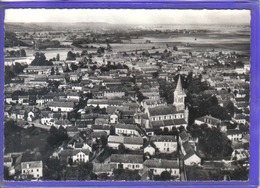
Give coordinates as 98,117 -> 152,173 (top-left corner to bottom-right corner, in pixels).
5,9 -> 250,25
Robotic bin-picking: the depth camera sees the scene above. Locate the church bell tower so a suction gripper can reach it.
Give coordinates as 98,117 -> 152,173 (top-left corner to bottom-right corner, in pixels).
173,75 -> 186,111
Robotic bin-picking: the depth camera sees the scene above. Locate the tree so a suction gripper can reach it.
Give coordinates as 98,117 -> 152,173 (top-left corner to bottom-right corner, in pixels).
56,53 -> 60,61
66,51 -> 76,60
208,105 -> 231,120
50,67 -> 55,75
118,143 -> 126,154
20,49 -> 26,57
31,52 -> 53,66
160,171 -> 172,180
113,169 -> 141,180
81,50 -> 88,57
68,157 -> 73,166
78,162 -> 93,180
164,127 -> 169,133
100,135 -> 107,147
198,127 -> 233,158
70,63 -> 78,71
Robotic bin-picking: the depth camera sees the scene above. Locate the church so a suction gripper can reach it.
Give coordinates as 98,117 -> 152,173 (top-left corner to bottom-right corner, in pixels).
147,75 -> 189,130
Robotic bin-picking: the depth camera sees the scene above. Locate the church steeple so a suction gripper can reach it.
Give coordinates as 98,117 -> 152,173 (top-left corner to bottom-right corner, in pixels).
173,75 -> 186,111
175,75 -> 183,92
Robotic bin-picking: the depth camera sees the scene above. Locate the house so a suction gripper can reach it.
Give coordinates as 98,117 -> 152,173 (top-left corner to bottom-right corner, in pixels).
92,124 -> 110,134
72,150 -> 90,163
232,113 -> 247,125
66,92 -> 80,102
179,130 -> 193,146
55,119 -> 72,129
59,149 -> 90,164
144,143 -> 156,156
103,88 -> 125,99
21,161 -> 43,179
66,126 -> 79,137
93,163 -> 113,176
115,124 -> 141,137
107,135 -> 143,150
181,141 -> 201,166
110,113 -> 118,124
150,135 -> 177,153
47,101 -> 74,112
110,154 -> 143,170
226,129 -> 243,142
143,159 -> 180,178
87,99 -> 124,108
195,115 -> 221,128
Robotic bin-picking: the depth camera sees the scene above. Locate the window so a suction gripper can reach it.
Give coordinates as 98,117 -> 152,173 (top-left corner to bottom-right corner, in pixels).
37,169 -> 39,172
136,165 -> 139,168
31,169 -> 33,172
37,174 -> 39,177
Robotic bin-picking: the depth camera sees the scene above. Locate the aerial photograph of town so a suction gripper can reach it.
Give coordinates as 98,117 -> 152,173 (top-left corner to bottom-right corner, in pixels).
3,9 -> 250,181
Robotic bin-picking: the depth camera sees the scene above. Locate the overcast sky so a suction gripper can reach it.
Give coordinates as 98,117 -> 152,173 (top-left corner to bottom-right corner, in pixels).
5,9 -> 250,25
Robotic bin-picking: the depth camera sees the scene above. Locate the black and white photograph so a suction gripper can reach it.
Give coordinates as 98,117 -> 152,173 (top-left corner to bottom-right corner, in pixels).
3,9 -> 250,181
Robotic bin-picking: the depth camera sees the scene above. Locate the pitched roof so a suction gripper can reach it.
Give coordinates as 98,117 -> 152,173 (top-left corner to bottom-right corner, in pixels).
47,101 -> 74,108
150,135 -> 177,142
115,124 -> 138,130
182,142 -> 199,160
21,161 -> 43,169
110,154 -> 143,163
195,115 -> 221,125
144,159 -> 179,169
93,163 -> 111,173
179,131 -> 190,142
226,129 -> 243,135
148,105 -> 178,116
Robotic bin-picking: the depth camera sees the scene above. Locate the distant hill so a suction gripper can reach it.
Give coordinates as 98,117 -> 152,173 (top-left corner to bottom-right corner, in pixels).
4,22 -> 117,32
5,23 -> 54,32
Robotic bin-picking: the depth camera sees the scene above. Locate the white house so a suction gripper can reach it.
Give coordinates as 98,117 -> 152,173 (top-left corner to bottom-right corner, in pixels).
107,135 -> 143,150
143,159 -> 180,178
47,101 -> 74,112
226,129 -> 243,142
150,135 -> 177,153
21,161 -> 43,179
110,154 -> 143,170
195,115 -> 221,128
72,150 -> 90,163
181,142 -> 201,166
144,144 -> 156,156
115,124 -> 141,137
110,113 -> 118,124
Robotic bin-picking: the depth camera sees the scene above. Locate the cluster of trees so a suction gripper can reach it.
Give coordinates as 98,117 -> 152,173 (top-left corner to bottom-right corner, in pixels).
161,49 -> 173,59
5,32 -> 30,47
37,39 -> 61,50
66,51 -> 80,60
187,124 -> 233,159
154,126 -> 181,136
5,62 -> 28,84
31,52 -> 53,66
6,49 -> 26,57
99,62 -> 129,72
47,126 -> 69,148
113,169 -> 141,180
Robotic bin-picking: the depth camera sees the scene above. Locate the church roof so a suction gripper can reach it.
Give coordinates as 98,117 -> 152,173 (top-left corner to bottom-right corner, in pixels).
148,105 -> 178,116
